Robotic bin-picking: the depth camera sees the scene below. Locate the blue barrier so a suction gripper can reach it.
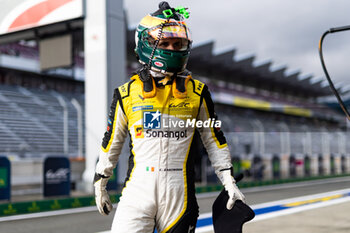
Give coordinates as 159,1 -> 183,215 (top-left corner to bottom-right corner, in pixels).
43,156 -> 70,197
0,156 -> 10,201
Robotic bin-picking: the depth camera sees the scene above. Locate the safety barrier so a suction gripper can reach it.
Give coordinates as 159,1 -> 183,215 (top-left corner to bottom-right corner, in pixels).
0,156 -> 10,201
234,153 -> 350,181
199,153 -> 350,185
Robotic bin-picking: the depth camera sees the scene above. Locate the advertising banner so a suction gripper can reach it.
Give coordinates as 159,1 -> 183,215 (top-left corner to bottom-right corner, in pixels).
0,0 -> 83,35
44,156 -> 70,197
0,156 -> 10,201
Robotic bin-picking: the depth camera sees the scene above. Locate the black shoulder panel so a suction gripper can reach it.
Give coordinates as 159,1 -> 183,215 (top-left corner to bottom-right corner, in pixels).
201,85 -> 227,145
121,79 -> 135,100
101,88 -> 122,149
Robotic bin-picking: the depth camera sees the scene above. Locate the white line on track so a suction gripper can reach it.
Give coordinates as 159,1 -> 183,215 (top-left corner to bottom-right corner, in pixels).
0,206 -> 97,222
251,196 -> 350,222
195,225 -> 214,233
0,204 -> 118,223
196,176 -> 350,199
249,187 -> 350,209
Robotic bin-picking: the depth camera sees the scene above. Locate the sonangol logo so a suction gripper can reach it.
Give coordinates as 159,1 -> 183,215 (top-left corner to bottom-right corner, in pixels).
134,125 -> 144,138
143,110 -> 161,129
154,61 -> 164,67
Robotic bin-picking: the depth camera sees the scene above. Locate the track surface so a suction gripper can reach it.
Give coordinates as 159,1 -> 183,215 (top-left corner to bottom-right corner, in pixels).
245,201 -> 350,233
1,177 -> 350,233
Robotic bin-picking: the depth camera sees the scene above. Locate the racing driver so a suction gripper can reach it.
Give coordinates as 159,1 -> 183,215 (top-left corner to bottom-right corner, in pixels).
93,2 -> 245,232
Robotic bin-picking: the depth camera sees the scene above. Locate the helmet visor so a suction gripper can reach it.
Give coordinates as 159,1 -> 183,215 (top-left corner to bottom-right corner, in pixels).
145,23 -> 191,51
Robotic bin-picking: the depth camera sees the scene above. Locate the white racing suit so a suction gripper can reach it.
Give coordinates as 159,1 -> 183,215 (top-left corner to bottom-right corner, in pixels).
95,73 -> 233,233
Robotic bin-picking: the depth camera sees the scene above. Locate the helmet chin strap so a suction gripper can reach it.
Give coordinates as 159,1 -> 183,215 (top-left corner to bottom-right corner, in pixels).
150,70 -> 166,78
146,21 -> 169,81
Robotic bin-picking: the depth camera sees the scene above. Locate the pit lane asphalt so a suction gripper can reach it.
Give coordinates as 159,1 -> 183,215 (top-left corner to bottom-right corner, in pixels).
1,176 -> 350,233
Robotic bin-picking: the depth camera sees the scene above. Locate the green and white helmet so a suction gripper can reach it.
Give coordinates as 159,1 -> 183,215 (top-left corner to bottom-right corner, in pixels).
135,2 -> 192,75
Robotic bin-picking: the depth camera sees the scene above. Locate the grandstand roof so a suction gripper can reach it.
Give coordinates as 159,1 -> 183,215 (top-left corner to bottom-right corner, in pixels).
126,28 -> 345,97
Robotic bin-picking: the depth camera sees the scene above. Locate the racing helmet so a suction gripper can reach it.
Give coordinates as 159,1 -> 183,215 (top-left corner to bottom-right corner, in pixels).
135,2 -> 192,74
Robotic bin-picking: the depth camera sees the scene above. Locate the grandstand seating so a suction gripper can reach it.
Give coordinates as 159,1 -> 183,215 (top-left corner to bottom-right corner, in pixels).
0,43 -> 38,59
216,104 -> 346,156
206,81 -> 341,121
0,84 -> 84,156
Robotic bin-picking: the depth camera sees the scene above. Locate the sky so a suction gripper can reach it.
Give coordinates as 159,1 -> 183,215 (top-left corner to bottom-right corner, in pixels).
124,0 -> 350,91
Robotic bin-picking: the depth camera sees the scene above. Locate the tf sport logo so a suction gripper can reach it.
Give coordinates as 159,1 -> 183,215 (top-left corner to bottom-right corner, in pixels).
143,110 -> 161,129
